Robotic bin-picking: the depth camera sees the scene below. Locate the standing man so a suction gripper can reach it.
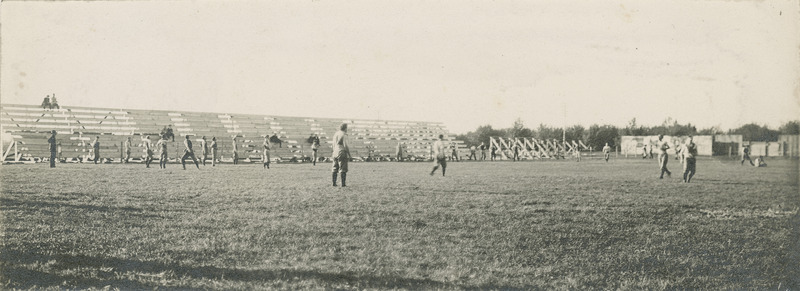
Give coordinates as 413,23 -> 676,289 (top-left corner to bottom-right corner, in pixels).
311,134 -> 320,166
602,142 -> 612,162
468,145 -> 477,161
490,144 -> 497,161
210,137 -> 218,166
512,143 -> 520,161
181,135 -> 200,170
156,136 -> 169,169
395,142 -> 404,162
200,136 -> 208,166
682,135 -> 698,183
741,144 -> 754,166
50,94 -> 60,109
479,142 -> 487,160
231,136 -> 239,165
331,123 -> 350,187
92,136 -> 101,164
142,135 -> 154,168
47,130 -> 57,168
123,137 -> 132,163
430,134 -> 447,176
262,136 -> 271,169
657,134 -> 672,179
450,142 -> 459,162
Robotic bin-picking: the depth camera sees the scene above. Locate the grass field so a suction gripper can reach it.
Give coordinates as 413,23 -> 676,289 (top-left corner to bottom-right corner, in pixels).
1,157 -> 798,290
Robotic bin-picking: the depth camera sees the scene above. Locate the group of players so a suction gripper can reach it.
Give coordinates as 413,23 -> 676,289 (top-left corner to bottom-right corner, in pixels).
45,130 -> 314,171
45,125 -> 767,185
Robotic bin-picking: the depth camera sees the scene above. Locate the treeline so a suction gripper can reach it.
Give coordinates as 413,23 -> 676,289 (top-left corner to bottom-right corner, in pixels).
455,118 -> 800,150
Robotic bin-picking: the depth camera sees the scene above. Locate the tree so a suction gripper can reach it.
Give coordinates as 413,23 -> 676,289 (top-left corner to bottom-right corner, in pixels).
455,124 -> 506,147
622,118 -> 647,136
586,124 -> 620,149
564,125 -> 585,143
779,121 -> 800,135
508,118 -> 534,139
536,124 -> 562,140
730,123 -> 779,141
698,126 -> 723,135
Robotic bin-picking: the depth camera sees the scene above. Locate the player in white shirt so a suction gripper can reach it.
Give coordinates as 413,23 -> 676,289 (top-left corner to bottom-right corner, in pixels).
430,134 -> 448,176
657,135 -> 672,179
123,137 -> 132,163
262,136 -> 271,169
142,135 -> 154,168
331,123 -> 351,187
602,143 -> 611,162
156,136 -> 169,169
199,136 -> 208,166
682,135 -> 698,183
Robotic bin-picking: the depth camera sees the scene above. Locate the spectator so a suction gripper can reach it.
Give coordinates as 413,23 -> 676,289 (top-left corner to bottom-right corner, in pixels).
270,134 -> 283,148
50,94 -> 60,109
166,125 -> 175,141
41,95 -> 51,110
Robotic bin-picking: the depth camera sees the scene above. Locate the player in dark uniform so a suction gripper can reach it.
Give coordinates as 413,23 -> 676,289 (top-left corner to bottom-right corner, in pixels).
211,137 -> 218,166
181,135 -> 200,170
479,142 -> 487,160
231,136 -> 239,165
92,136 -> 101,164
682,136 -> 698,183
47,130 -> 57,168
741,145 -> 754,166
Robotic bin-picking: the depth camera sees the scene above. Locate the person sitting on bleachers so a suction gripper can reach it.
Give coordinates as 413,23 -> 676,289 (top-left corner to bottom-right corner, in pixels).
41,95 -> 51,110
166,125 -> 175,141
50,94 -> 60,109
270,134 -> 283,148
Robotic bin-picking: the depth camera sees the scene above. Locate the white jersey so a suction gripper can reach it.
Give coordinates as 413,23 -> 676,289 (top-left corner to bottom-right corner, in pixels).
432,140 -> 446,158
263,140 -> 271,151
142,139 -> 152,151
658,140 -> 670,154
332,130 -> 349,156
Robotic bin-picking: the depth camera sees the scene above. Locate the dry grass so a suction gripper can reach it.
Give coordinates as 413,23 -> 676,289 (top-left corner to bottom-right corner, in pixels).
1,157 -> 798,290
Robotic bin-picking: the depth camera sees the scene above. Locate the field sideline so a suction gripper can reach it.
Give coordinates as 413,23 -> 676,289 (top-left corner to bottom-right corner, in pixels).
1,158 -> 798,290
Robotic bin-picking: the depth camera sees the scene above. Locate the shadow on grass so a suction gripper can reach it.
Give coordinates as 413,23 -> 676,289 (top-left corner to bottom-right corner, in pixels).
0,248 -> 483,290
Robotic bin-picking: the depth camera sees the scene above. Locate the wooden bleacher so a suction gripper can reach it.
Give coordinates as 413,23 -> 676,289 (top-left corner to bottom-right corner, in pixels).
1,103 -> 460,163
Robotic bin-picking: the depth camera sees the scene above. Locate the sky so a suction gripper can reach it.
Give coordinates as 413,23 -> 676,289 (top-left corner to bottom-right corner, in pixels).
1,0 -> 798,134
